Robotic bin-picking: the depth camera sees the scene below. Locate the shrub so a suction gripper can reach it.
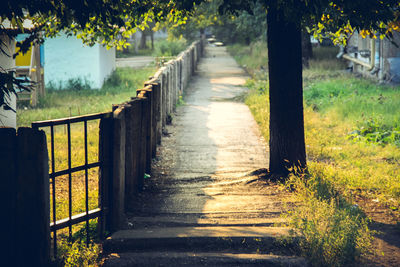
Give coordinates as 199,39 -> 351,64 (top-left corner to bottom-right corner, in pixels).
153,38 -> 187,57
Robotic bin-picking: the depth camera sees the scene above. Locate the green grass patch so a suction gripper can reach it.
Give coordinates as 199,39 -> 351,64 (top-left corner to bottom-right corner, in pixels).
17,67 -> 155,265
21,67 -> 155,219
304,77 -> 400,147
229,42 -> 400,265
18,67 -> 155,126
227,41 -> 268,80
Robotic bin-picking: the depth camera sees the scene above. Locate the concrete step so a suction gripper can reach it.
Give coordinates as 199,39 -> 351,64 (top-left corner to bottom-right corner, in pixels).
124,214 -> 285,229
103,226 -> 298,254
102,252 -> 307,267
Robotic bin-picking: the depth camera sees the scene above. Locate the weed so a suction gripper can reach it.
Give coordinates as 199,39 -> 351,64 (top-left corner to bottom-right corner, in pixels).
176,95 -> 185,107
57,221 -> 102,267
58,239 -> 100,267
348,119 -> 400,147
285,167 -> 373,266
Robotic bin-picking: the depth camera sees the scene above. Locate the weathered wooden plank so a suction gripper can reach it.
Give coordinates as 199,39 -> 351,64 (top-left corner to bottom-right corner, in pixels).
111,107 -> 126,230
98,116 -> 114,235
16,127 -> 50,266
0,128 -> 17,262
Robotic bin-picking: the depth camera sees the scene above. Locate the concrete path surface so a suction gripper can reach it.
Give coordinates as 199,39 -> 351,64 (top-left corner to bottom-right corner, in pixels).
102,46 -> 303,266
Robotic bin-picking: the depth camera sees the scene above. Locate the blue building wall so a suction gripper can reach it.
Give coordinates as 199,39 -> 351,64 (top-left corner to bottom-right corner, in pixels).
44,34 -> 115,89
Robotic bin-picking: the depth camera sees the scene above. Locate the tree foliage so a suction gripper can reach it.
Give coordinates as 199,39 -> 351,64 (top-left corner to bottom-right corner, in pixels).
0,0 -> 201,110
219,0 -> 400,43
167,0 -> 267,44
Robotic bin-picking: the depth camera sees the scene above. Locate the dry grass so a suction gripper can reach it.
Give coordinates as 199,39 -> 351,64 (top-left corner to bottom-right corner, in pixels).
18,67 -> 155,224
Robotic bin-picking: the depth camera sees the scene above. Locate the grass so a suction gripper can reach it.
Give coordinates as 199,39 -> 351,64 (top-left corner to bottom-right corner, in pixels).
18,67 -> 155,125
17,66 -> 155,264
284,169 -> 373,266
19,67 -> 155,221
228,41 -> 269,80
228,42 -> 400,265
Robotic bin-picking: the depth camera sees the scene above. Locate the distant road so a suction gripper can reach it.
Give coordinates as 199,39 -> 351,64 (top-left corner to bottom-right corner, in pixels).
116,56 -> 155,68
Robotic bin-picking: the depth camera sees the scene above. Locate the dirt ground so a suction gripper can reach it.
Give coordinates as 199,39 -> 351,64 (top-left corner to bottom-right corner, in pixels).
355,194 -> 400,266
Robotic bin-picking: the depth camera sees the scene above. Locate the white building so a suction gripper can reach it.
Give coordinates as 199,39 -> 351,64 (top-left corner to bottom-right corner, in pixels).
44,34 -> 116,89
0,34 -> 16,128
344,32 -> 400,83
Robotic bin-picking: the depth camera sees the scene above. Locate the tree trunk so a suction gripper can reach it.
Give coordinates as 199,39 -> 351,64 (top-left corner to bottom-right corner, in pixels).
150,31 -> 154,50
139,30 -> 147,49
301,31 -> 313,67
267,7 -> 306,177
122,46 -> 130,54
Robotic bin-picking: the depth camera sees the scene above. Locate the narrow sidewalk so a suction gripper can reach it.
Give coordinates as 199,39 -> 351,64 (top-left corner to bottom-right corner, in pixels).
102,46 -> 301,266
126,45 -> 289,224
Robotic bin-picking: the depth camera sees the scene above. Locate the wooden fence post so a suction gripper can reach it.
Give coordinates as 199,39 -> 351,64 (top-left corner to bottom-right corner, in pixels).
145,94 -> 152,173
152,83 -> 159,154
124,99 -> 140,204
111,107 -> 126,230
144,82 -> 159,157
166,65 -> 171,115
123,102 -> 135,206
162,70 -> 167,128
152,70 -> 163,146
178,58 -> 183,95
15,127 -> 50,267
136,96 -> 151,176
174,62 -> 178,109
0,128 -> 17,262
139,87 -> 154,172
137,98 -> 146,190
99,116 -> 114,234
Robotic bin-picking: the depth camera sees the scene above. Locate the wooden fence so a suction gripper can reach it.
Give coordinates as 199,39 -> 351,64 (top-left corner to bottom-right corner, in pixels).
1,39 -> 204,266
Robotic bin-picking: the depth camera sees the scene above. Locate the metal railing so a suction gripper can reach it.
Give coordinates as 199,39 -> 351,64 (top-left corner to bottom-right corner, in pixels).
32,112 -> 112,257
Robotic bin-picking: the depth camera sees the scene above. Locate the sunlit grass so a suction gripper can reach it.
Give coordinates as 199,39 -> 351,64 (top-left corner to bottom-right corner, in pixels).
17,67 -> 155,223
18,67 -> 155,126
229,42 -> 400,265
230,44 -> 400,205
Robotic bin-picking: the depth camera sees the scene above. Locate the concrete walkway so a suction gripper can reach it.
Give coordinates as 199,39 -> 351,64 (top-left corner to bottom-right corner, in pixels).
102,46 -> 303,266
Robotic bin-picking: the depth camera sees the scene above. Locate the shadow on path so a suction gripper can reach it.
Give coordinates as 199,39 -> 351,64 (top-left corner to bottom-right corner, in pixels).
101,46 -> 302,266
124,46 -> 290,229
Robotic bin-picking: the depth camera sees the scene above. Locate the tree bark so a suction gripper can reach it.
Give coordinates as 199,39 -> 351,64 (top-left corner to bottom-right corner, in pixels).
139,30 -> 147,49
267,7 -> 306,177
150,31 -> 154,50
301,31 -> 313,67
